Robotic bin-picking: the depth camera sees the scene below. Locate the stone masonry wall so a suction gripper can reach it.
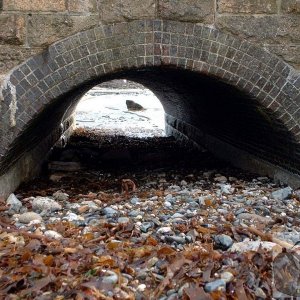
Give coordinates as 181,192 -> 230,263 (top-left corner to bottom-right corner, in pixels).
0,0 -> 299,77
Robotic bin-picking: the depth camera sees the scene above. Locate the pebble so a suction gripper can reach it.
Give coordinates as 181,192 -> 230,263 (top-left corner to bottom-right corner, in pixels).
236,213 -> 272,224
102,271 -> 118,285
204,279 -> 226,292
254,287 -> 267,299
221,271 -> 234,283
117,217 -> 130,224
53,191 -> 69,201
157,227 -> 172,234
214,234 -> 233,250
140,222 -> 153,233
165,236 -> 186,244
6,194 -> 22,213
63,212 -> 84,222
19,212 -> 42,224
32,197 -> 62,212
130,197 -> 140,205
214,176 -> 227,183
137,284 -> 146,292
164,201 -> 172,208
230,241 -> 282,255
128,210 -> 141,217
44,230 -> 63,240
271,187 -> 292,201
103,207 -> 118,216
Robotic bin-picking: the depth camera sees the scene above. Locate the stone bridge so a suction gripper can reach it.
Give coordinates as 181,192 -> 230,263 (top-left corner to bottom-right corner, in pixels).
0,0 -> 300,197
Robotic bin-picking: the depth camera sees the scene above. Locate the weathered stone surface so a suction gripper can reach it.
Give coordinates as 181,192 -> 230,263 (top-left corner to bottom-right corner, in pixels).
216,15 -> 300,44
0,15 -> 25,45
282,0 -> 300,14
158,0 -> 214,23
0,45 -> 40,74
266,44 -> 300,69
27,15 -> 99,47
99,0 -> 155,23
217,0 -> 277,14
68,0 -> 98,13
3,0 -> 66,11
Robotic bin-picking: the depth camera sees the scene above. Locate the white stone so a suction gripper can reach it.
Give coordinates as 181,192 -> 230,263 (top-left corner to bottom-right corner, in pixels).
137,284 -> 147,292
32,197 -> 62,212
63,212 -> 83,222
164,201 -> 172,208
44,230 -> 63,240
230,240 -> 282,255
19,212 -> 42,224
157,227 -> 172,234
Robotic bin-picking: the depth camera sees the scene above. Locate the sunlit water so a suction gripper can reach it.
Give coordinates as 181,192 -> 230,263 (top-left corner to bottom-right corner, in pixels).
76,87 -> 166,138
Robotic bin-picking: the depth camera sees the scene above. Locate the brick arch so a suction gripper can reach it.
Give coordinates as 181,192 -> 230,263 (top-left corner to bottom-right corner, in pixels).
1,19 -> 300,189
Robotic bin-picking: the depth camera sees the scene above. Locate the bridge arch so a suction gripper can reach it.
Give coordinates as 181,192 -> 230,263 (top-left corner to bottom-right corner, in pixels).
1,19 -> 300,195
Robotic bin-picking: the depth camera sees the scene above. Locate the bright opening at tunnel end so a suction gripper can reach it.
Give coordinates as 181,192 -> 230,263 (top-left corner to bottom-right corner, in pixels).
75,79 -> 166,138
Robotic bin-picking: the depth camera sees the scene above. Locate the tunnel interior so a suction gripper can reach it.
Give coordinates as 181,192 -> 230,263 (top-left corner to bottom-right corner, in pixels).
1,66 -> 299,180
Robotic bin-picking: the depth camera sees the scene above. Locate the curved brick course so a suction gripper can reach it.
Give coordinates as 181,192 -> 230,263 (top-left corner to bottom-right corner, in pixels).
0,19 -> 300,188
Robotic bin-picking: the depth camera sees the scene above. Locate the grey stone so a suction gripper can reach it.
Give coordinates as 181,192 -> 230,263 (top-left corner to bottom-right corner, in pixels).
217,0 -> 277,14
103,207 -> 118,216
216,15 -> 300,44
100,0 -> 155,23
221,272 -> 234,283
129,210 -> 142,217
158,0 -> 214,23
271,187 -> 293,201
172,213 -> 184,218
214,234 -> 233,250
130,197 -> 140,205
204,279 -> 226,292
6,193 -> 22,213
214,176 -> 227,183
165,235 -> 186,244
235,208 -> 246,215
221,184 -> 233,194
32,197 -> 62,212
53,191 -> 69,201
126,100 -> 145,111
140,222 -> 153,233
19,212 -> 42,223
117,217 -> 130,224
237,213 -> 272,224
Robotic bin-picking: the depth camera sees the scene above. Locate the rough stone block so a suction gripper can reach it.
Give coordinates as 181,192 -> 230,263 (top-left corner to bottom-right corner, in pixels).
158,0 -> 214,23
0,45 -> 40,75
99,0 -> 155,23
266,44 -> 300,70
0,15 -> 25,45
27,15 -> 99,47
68,0 -> 98,13
3,0 -> 66,11
282,0 -> 300,14
217,0 -> 277,14
216,15 -> 300,44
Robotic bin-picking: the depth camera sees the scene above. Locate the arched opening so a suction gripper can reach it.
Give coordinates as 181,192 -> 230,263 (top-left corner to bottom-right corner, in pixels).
75,79 -> 165,137
0,19 -> 299,196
